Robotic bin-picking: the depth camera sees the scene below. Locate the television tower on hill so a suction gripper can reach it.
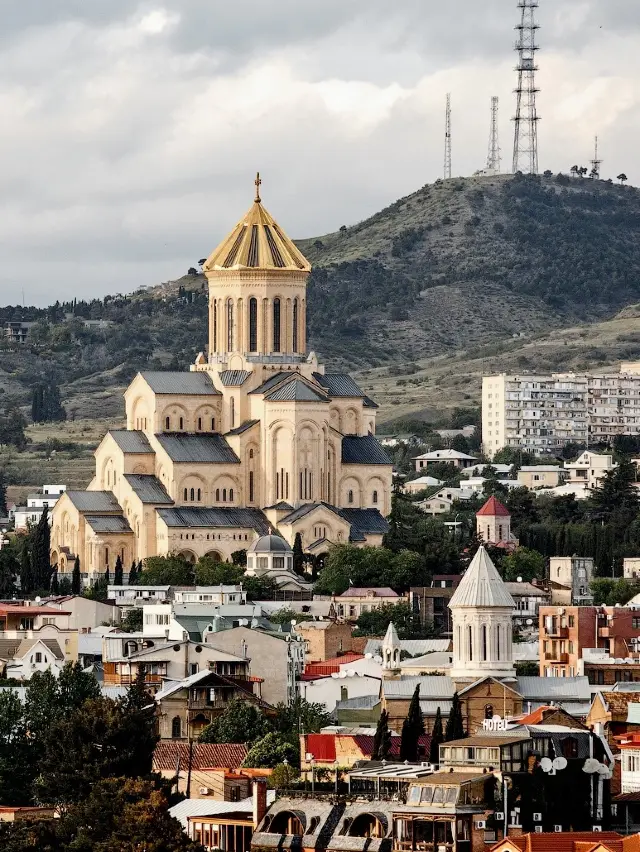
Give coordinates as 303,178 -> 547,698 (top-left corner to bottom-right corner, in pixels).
444,93 -> 452,179
486,96 -> 501,174
512,0 -> 540,174
590,136 -> 602,179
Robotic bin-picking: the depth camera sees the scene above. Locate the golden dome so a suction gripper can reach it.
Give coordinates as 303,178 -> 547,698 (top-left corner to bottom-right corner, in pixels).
203,174 -> 311,274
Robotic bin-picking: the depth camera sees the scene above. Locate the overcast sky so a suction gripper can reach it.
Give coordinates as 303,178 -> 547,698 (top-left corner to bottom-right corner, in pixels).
0,0 -> 638,306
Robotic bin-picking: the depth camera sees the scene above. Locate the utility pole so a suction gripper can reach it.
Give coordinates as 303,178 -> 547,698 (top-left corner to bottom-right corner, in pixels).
512,0 -> 540,174
590,136 -> 602,179
444,93 -> 452,180
486,96 -> 501,174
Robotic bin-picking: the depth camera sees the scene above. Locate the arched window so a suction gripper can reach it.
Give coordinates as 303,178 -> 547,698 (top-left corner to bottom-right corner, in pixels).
197,417 -> 202,431
293,298 -> 299,352
468,625 -> 473,661
171,716 -> 182,739
105,547 -> 109,566
482,624 -> 488,661
183,488 -> 188,501
484,704 -> 494,720
499,524 -> 503,540
197,488 -> 201,501
190,488 -> 195,501
165,416 -> 170,430
213,300 -> 218,352
249,297 -> 258,352
179,417 -> 184,430
487,525 -> 490,540
249,471 -> 254,502
273,298 -> 281,352
348,490 -> 354,504
229,489 -> 234,501
216,489 -> 220,501
223,489 -> 227,502
372,490 -> 378,504
230,397 -> 235,428
496,625 -> 501,660
211,417 -> 215,431
227,299 -> 234,351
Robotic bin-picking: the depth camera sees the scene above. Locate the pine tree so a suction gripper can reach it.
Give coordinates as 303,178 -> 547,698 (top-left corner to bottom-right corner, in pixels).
399,684 -> 424,762
50,570 -> 59,595
128,561 -> 137,586
20,539 -> 33,595
445,692 -> 465,741
292,532 -> 305,576
104,566 -> 110,586
114,555 -> 123,586
429,706 -> 444,764
30,506 -> 51,590
372,709 -> 392,760
0,470 -> 7,517
71,555 -> 81,595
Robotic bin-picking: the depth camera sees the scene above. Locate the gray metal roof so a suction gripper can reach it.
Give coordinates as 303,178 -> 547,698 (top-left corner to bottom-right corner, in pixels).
363,396 -> 379,409
107,430 -> 154,454
341,435 -> 391,465
250,372 -> 290,395
219,370 -> 252,386
335,694 -> 381,711
248,534 -> 292,554
226,419 -> 260,436
515,676 -> 591,701
124,474 -> 173,505
155,433 -> 240,464
85,515 -> 133,534
139,371 -> 220,395
157,506 -> 271,533
312,372 -> 366,398
364,639 -> 450,656
449,547 -> 515,609
382,676 -> 455,698
265,378 -> 328,403
65,491 -> 122,513
339,508 -> 389,538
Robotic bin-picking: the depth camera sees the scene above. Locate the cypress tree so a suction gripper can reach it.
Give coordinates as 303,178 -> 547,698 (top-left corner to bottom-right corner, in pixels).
71,556 -> 81,595
0,470 -> 7,517
399,684 -> 424,762
104,566 -> 110,586
445,692 -> 465,741
372,709 -> 392,760
292,532 -> 305,576
50,570 -> 59,595
20,539 -> 33,595
429,706 -> 444,765
128,561 -> 137,586
30,506 -> 51,590
114,555 -> 123,586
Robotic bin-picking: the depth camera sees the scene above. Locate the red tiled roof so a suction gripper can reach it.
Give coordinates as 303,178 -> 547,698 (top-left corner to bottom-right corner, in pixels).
304,653 -> 364,678
476,496 -> 510,518
491,833 -> 627,852
304,733 -> 431,763
0,604 -> 71,616
153,742 -> 247,771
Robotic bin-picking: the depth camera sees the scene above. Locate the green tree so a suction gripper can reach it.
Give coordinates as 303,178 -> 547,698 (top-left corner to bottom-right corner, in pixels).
372,709 -> 392,760
128,559 -> 138,585
399,684 -> 425,762
0,471 -> 7,516
30,506 -> 51,591
122,608 -> 143,632
293,532 -> 305,575
113,555 -> 123,586
199,699 -> 270,744
243,732 -> 298,768
429,705 -> 444,765
501,547 -> 546,582
272,697 -> 332,738
0,547 -> 18,597
269,762 -> 300,789
71,555 -> 81,595
445,692 -> 465,741
19,538 -> 32,596
138,555 -> 194,586
355,602 -> 434,639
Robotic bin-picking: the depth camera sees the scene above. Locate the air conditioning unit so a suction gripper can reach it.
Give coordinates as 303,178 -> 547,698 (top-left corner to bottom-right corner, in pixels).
199,787 -> 210,796
593,826 -> 602,833
554,825 -> 563,833
475,821 -> 486,829
533,813 -> 542,822
495,813 -> 505,821
535,826 -> 543,834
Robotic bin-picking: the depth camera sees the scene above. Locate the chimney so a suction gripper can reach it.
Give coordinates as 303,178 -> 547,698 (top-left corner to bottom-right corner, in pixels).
252,779 -> 267,828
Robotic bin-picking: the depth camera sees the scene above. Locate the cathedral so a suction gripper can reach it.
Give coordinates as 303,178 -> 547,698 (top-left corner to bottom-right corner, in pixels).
50,176 -> 393,582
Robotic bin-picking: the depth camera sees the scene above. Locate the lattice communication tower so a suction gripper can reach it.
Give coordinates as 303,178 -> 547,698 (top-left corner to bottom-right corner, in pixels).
590,136 -> 602,179
444,93 -> 452,180
512,0 -> 540,174
486,96 -> 501,173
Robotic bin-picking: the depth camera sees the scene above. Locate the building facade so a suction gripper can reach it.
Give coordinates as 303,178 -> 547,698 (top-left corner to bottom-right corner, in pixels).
50,178 -> 392,581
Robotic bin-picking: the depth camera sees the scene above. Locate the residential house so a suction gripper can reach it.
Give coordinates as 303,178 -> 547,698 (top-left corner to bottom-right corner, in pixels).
41,595 -> 121,630
402,476 -> 441,496
3,637 -> 66,680
624,559 -> 640,581
107,585 -> 171,608
516,465 -> 564,490
155,668 -> 271,740
0,806 -> 56,823
587,691 -> 640,748
579,648 -> 640,687
13,485 -> 66,532
505,582 -> 550,629
410,584 -> 461,634
565,450 -> 615,491
3,321 -> 36,344
294,620 -> 354,662
173,586 -> 247,605
299,730 -> 431,772
412,449 -> 478,472
417,487 -> 472,517
300,668 -> 381,715
336,587 -> 406,621
612,732 -> 640,832
153,740 -> 249,795
548,557 -> 594,605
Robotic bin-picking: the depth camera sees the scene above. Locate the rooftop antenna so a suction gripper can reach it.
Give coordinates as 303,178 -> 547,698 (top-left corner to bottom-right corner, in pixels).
590,136 -> 602,179
512,0 -> 540,174
486,96 -> 501,174
444,93 -> 452,180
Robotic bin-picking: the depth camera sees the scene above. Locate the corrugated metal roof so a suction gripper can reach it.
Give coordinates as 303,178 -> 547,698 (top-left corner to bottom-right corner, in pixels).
449,547 -> 515,609
219,370 -> 252,386
363,396 -> 379,409
265,378 -> 328,402
383,676 -> 455,698
341,435 -> 391,465
139,371 -> 220,395
124,474 -> 173,505
157,506 -> 270,533
249,372 -> 290,395
339,508 -> 389,538
335,694 -> 381,711
312,373 -> 366,398
65,491 -> 122,513
155,433 -> 240,464
515,676 -> 591,701
169,790 -> 275,829
84,515 -> 132,534
107,430 -> 154,454
226,420 -> 260,436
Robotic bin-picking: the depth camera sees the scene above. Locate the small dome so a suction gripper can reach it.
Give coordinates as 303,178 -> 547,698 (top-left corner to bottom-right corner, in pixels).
247,534 -> 292,554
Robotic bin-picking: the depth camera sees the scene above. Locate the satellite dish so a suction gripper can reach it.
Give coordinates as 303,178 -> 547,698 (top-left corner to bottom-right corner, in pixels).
526,619 -> 533,626
540,758 -> 553,773
553,757 -> 568,771
517,576 -> 523,583
347,670 -> 356,677
583,758 -> 600,774
365,653 -> 372,659
339,671 -> 347,678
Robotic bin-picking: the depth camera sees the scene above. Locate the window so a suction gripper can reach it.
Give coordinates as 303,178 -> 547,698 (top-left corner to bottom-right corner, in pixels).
35,652 -> 42,663
293,298 -> 299,352
229,489 -> 233,502
484,704 -> 494,720
372,490 -> 378,504
216,489 -> 220,501
190,488 -> 195,501
227,299 -> 234,350
569,615 -> 575,628
197,417 -> 202,431
171,716 -> 182,739
230,397 -> 235,428
561,737 -> 579,759
213,299 -> 218,352
633,617 -> 640,630
249,297 -> 258,352
184,488 -> 188,501
179,417 -> 184,430
468,625 -> 473,661
165,416 -> 170,430
211,417 -> 215,431
249,471 -> 254,502
482,624 -> 488,661
273,298 -> 281,352
348,489 -> 354,504
223,489 -> 227,502
197,488 -> 201,501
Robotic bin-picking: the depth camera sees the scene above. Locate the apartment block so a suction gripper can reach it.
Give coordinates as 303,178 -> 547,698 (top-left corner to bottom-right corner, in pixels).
483,366 -> 640,456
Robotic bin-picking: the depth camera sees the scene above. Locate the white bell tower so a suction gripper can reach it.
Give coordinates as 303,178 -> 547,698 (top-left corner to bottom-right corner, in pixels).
382,621 -> 401,670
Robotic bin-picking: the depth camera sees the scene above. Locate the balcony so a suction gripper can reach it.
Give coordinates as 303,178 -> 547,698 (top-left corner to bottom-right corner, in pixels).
188,698 -> 234,712
544,652 -> 569,664
103,673 -> 164,686
598,626 -> 613,638
544,626 -> 568,639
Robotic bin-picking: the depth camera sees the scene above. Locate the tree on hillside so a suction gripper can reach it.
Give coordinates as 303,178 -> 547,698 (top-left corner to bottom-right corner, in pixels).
592,457 -> 639,522
0,471 -> 7,517
199,699 -> 269,745
399,684 -> 424,762
19,539 -> 33,596
113,555 -> 123,586
501,547 -> 546,582
138,555 -> 194,586
293,532 -> 305,575
618,173 -> 628,185
445,692 -> 465,741
128,560 -> 138,586
71,556 -> 81,595
243,732 -> 298,769
31,383 -> 66,424
429,706 -> 444,765
0,546 -> 18,597
30,507 -> 51,591
372,709 -> 392,760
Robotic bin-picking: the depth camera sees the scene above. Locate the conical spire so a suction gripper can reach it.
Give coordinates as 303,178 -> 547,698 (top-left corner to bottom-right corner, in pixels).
449,546 -> 515,609
383,621 -> 401,650
382,621 -> 401,670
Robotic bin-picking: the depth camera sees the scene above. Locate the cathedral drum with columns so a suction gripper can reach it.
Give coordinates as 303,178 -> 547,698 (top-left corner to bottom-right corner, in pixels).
50,176 -> 393,583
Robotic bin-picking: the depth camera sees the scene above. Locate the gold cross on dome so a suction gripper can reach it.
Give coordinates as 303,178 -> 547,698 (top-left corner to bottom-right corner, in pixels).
254,172 -> 262,202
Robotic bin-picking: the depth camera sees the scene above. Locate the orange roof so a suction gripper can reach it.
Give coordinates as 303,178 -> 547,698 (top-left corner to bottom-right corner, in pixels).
519,706 -> 554,725
491,832 -> 628,852
303,653 -> 364,678
477,496 -> 510,517
0,604 -> 71,616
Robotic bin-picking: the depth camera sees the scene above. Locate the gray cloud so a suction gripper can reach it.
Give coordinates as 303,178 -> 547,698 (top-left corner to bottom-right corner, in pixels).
0,0 -> 638,305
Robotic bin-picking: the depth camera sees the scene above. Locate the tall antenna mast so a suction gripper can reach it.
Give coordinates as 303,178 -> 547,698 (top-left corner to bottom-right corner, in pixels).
512,0 -> 540,174
444,93 -> 452,180
590,135 -> 602,179
486,96 -> 501,173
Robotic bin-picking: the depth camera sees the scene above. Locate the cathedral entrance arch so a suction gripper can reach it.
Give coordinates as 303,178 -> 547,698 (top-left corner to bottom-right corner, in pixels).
204,550 -> 223,562
178,550 -> 197,563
